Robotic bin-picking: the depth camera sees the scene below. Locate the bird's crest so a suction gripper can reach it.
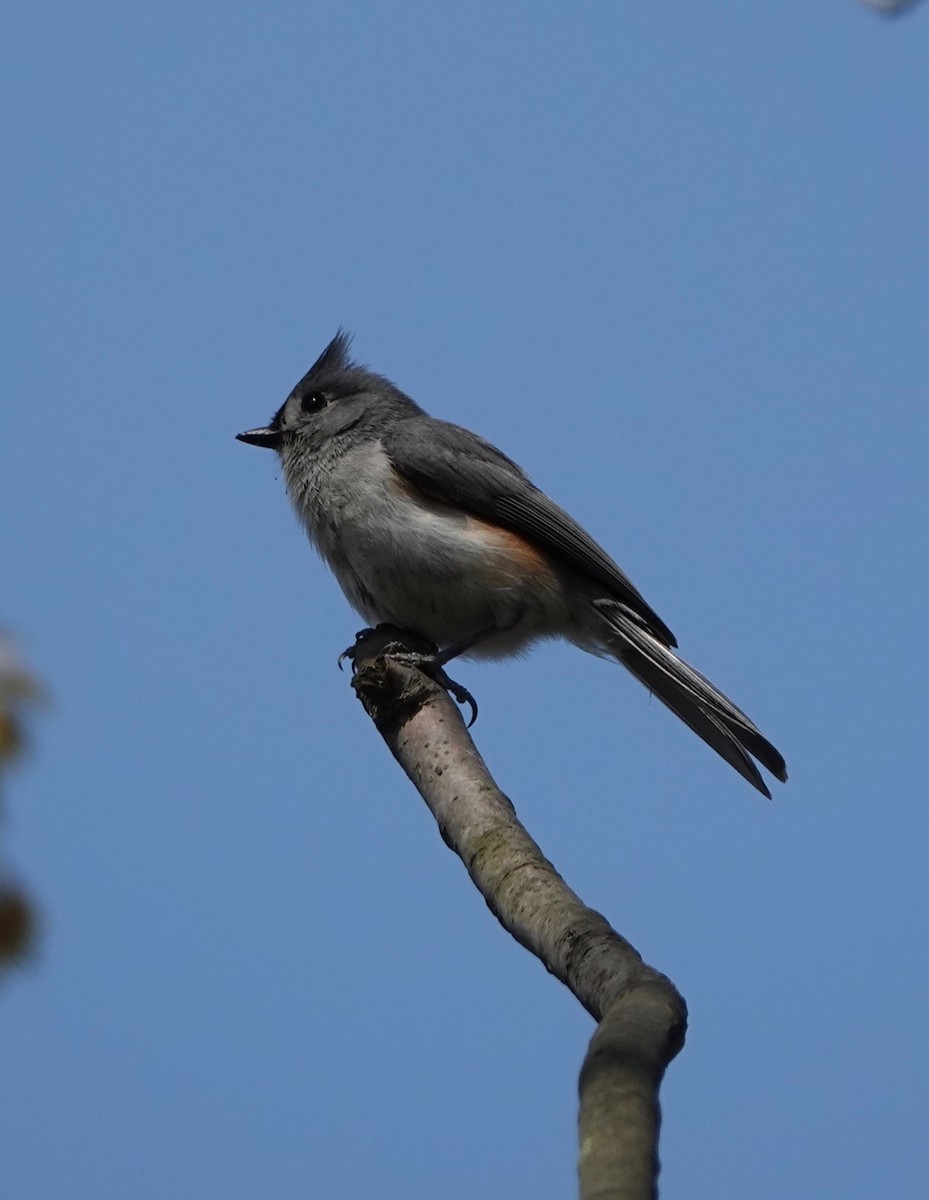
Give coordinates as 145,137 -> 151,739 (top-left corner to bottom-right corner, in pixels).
309,330 -> 355,376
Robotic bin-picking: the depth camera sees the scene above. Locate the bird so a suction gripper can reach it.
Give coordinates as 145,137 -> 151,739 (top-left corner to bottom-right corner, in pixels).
237,332 -> 787,797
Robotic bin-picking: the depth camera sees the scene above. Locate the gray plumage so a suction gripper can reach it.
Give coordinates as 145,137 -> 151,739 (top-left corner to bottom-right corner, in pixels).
237,332 -> 787,797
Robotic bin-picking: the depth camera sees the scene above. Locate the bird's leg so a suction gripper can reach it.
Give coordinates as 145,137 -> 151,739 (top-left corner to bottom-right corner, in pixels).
387,617 -> 524,725
430,624 -> 500,666
338,623 -> 501,727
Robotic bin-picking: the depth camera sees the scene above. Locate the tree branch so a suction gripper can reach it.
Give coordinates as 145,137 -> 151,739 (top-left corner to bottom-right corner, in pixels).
349,628 -> 687,1200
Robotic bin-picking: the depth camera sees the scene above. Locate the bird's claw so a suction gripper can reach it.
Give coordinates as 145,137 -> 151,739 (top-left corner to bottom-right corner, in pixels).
337,628 -> 377,672
341,627 -> 479,726
435,668 -> 479,727
380,647 -> 478,727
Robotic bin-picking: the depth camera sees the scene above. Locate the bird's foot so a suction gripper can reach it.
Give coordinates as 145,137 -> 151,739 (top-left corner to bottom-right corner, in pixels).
338,628 -> 377,672
339,625 -> 479,726
384,650 -> 479,727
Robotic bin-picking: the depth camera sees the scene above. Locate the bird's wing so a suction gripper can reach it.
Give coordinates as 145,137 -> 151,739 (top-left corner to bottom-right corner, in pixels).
383,417 -> 676,647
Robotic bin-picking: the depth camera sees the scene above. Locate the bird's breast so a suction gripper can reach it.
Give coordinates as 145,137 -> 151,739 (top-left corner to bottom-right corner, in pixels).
285,440 -> 571,652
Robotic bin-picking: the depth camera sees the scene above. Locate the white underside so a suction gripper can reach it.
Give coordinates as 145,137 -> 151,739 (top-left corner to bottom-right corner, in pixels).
288,440 -> 597,658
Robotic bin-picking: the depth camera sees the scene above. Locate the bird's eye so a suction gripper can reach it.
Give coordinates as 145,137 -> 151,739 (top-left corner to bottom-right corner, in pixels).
301,391 -> 328,415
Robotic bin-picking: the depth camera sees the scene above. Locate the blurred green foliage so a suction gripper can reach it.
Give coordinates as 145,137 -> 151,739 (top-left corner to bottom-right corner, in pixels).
0,634 -> 43,971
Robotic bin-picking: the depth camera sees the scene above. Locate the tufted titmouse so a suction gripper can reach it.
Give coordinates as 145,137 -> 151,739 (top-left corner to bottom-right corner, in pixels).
237,332 -> 787,797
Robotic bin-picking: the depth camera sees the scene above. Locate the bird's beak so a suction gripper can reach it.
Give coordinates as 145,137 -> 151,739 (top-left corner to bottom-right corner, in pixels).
236,426 -> 282,450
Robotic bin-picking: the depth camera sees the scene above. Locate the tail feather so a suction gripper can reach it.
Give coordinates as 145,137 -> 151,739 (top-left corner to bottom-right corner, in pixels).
593,600 -> 787,796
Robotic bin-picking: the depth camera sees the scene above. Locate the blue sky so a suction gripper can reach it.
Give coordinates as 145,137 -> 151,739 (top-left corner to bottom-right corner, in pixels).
3,4 -> 928,1197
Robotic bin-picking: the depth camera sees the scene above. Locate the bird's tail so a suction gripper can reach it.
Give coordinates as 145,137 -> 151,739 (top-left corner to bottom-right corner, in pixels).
592,599 -> 787,797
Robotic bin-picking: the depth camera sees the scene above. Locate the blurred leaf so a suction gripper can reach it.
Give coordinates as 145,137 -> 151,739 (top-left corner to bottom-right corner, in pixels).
0,632 -> 44,769
0,633 -> 44,971
0,884 -> 35,967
